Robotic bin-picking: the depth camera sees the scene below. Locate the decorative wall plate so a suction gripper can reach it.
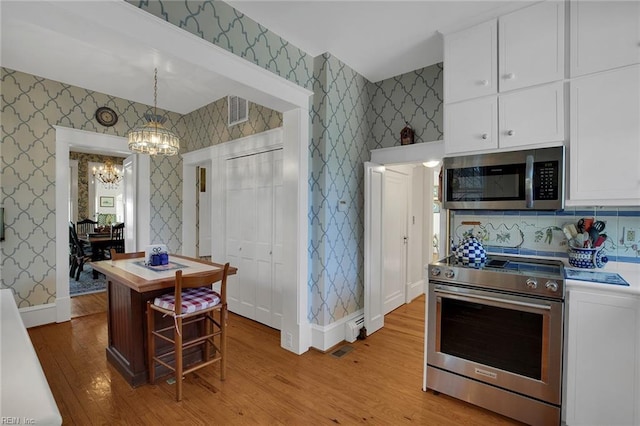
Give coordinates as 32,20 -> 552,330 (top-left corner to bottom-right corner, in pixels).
95,107 -> 118,127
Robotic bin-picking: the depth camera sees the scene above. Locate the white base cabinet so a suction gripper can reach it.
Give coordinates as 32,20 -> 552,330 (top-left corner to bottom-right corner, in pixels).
565,288 -> 640,426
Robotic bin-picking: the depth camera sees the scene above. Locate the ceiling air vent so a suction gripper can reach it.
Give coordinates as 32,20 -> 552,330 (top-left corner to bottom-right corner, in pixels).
228,95 -> 248,126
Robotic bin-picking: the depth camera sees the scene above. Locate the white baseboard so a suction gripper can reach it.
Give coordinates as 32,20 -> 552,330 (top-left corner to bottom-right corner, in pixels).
310,309 -> 364,351
20,302 -> 58,328
407,279 -> 425,303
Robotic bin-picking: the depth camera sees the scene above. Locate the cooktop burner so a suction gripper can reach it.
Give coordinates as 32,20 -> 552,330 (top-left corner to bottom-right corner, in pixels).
428,254 -> 565,300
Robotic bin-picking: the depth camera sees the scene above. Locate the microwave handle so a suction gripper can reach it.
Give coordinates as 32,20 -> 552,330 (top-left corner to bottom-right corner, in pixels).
525,155 -> 534,208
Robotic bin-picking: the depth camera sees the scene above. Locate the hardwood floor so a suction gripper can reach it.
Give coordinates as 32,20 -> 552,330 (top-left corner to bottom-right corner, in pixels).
29,295 -> 521,425
70,292 -> 107,318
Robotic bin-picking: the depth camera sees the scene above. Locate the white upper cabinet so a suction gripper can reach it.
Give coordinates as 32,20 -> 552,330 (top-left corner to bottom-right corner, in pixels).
446,82 -> 564,155
499,1 -> 565,92
499,82 -> 565,149
570,1 -> 640,77
444,20 -> 497,104
569,65 -> 640,205
445,96 -> 498,154
444,0 -> 565,105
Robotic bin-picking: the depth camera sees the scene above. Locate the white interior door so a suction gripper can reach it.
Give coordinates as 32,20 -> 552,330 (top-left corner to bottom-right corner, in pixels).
271,149 -> 284,329
226,155 -> 257,319
383,169 -> 408,315
198,166 -> 212,257
255,151 -> 274,327
225,150 -> 282,330
364,162 -> 385,336
123,154 -> 137,252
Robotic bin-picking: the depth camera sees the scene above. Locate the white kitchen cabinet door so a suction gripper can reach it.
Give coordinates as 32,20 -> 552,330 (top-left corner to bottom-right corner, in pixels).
499,82 -> 564,149
445,96 -> 498,154
499,0 -> 565,92
444,19 -> 497,103
569,65 -> 640,204
565,289 -> 640,426
570,0 -> 640,77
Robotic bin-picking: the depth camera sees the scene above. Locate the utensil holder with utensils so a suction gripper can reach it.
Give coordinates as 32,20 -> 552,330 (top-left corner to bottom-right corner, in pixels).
568,246 -> 608,269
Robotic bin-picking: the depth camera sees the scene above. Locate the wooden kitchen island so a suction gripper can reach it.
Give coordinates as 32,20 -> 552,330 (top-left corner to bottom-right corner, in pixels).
92,255 -> 236,387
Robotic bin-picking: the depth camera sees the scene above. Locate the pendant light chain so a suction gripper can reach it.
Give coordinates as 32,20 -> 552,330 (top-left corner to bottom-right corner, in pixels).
153,68 -> 158,118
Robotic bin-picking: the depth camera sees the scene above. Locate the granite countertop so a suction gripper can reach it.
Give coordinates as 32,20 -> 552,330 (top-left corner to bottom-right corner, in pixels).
565,261 -> 640,296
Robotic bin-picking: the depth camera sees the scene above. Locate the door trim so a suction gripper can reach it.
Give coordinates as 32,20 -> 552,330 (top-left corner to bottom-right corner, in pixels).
54,126 -> 149,323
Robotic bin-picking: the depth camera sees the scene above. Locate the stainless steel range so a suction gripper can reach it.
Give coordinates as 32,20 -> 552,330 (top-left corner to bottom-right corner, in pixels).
426,254 -> 565,426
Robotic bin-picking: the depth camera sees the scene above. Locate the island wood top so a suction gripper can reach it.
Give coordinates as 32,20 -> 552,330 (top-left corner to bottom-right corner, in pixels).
91,254 -> 236,293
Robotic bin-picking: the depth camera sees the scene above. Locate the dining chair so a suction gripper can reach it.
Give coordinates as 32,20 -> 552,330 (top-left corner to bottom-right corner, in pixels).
76,218 -> 98,237
146,263 -> 230,401
108,223 -> 125,255
69,223 -> 93,281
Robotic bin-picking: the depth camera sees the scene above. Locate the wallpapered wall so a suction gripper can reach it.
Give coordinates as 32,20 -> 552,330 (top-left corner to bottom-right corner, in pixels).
310,54 -> 372,325
183,96 -> 282,152
69,152 -> 124,221
369,64 -> 444,148
1,67 -> 184,307
2,0 -> 446,326
0,66 -> 282,308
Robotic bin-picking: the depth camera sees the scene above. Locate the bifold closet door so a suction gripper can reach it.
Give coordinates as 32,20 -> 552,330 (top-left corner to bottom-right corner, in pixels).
225,154 -> 258,319
225,150 -> 283,330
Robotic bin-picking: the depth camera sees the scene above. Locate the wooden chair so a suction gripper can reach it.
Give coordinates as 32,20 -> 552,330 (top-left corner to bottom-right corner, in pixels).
69,223 -> 92,281
108,223 -> 125,255
109,249 -> 144,260
146,263 -> 230,401
76,218 -> 98,237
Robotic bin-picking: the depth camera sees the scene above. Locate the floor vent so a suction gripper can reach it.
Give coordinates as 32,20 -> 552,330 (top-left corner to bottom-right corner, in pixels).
331,345 -> 354,359
345,315 -> 365,342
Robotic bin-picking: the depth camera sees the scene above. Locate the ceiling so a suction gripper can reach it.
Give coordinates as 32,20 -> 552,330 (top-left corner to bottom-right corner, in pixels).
1,0 -> 533,115
227,0 -> 535,83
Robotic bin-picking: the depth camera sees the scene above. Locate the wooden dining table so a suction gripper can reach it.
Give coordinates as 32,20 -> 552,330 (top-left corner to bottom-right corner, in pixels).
91,254 -> 237,387
78,232 -> 113,278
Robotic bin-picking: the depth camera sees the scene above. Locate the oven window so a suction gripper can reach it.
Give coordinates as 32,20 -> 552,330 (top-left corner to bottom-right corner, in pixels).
440,298 -> 543,380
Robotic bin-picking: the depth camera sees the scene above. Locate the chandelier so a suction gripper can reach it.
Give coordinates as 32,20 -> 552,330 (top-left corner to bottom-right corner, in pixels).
93,160 -> 123,189
128,68 -> 180,156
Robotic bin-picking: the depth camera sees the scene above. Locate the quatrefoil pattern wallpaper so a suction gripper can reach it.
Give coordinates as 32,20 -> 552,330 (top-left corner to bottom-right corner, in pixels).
2,0 -> 447,329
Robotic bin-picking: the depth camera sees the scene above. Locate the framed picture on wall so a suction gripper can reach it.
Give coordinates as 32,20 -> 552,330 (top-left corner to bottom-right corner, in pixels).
100,196 -> 114,208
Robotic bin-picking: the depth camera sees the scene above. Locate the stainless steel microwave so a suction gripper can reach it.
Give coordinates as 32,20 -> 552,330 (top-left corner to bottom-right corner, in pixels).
442,146 -> 565,210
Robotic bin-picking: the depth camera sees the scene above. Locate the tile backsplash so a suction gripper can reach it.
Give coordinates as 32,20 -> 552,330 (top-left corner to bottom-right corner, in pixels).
451,207 -> 640,263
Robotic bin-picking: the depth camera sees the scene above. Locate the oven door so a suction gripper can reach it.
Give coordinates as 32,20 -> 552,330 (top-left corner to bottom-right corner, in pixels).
427,282 -> 564,405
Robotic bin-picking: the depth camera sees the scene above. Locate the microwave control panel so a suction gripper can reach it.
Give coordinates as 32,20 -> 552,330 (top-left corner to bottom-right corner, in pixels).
534,161 -> 559,200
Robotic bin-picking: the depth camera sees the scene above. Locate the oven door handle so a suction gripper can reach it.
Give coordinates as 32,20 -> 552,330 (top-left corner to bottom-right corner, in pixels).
433,288 -> 552,312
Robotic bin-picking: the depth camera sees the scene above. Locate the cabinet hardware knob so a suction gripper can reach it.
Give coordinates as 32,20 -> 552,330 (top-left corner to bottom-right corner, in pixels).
507,130 -> 515,136
479,79 -> 489,86
481,133 -> 488,140
505,73 -> 516,80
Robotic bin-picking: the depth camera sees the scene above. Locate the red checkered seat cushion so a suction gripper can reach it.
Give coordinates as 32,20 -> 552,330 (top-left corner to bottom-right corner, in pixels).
153,287 -> 221,314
